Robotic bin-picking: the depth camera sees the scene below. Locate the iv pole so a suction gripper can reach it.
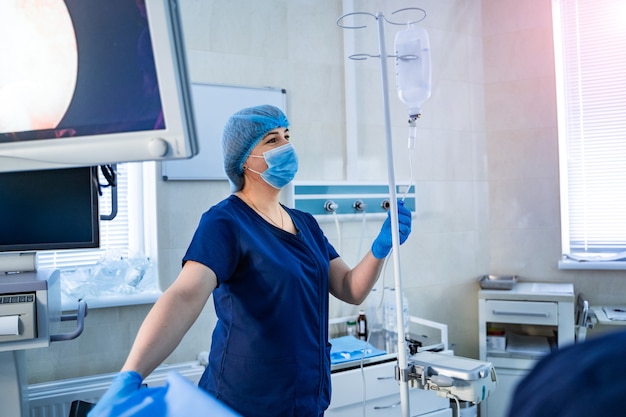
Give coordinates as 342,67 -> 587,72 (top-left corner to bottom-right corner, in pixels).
374,12 -> 411,417
337,8 -> 428,417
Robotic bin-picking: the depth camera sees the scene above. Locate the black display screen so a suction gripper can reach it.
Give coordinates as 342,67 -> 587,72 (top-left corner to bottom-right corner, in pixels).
0,167 -> 100,252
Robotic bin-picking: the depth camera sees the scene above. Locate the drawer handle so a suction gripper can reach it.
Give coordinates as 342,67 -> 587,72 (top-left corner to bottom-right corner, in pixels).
377,376 -> 395,381
374,401 -> 401,410
492,310 -> 550,318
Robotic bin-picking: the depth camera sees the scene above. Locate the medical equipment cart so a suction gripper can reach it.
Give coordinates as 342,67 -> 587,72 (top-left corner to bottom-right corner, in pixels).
478,282 -> 575,417
327,313 -> 497,417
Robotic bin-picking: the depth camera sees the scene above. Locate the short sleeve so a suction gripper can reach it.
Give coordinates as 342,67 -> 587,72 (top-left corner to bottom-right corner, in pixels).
183,205 -> 240,284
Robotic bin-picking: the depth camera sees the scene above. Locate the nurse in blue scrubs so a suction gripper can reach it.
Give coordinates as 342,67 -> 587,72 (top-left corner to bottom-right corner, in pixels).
89,105 -> 412,417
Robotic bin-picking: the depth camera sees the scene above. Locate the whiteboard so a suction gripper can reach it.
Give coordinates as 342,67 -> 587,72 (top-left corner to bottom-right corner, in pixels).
162,83 -> 287,180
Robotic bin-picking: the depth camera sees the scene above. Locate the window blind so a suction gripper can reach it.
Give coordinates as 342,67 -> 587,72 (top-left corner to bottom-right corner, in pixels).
555,0 -> 626,256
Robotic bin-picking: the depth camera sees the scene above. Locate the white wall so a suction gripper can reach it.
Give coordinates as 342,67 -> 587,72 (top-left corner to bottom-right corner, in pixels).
26,0 -> 626,385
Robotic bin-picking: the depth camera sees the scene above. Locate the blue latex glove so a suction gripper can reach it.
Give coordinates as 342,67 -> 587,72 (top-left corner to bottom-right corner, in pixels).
88,371 -> 143,417
371,200 -> 412,259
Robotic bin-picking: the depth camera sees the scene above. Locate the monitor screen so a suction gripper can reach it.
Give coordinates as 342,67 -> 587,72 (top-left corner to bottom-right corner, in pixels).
0,167 -> 100,252
0,0 -> 198,172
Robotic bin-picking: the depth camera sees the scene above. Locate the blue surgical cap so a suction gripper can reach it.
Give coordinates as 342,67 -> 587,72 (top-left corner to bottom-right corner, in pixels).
222,104 -> 290,192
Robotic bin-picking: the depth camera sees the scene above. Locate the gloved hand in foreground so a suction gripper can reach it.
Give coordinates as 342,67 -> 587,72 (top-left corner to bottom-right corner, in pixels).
371,200 -> 412,259
88,371 -> 143,417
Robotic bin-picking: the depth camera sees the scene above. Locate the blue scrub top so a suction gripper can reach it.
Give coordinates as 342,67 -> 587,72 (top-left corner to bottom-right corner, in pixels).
183,195 -> 339,417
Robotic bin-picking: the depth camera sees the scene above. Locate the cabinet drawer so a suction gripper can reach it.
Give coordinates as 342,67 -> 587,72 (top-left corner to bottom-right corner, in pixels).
327,385 -> 451,417
486,355 -> 540,371
481,300 -> 558,325
330,361 -> 398,409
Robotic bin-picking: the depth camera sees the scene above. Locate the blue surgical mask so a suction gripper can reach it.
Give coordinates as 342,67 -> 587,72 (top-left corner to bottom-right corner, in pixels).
248,142 -> 298,189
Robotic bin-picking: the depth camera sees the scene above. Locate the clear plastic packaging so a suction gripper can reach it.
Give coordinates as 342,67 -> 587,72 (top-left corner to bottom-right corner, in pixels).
365,288 -> 384,331
383,287 -> 409,333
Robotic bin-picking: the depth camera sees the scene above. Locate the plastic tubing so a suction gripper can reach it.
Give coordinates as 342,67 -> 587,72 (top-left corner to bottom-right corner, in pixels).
332,210 -> 342,254
356,210 -> 368,265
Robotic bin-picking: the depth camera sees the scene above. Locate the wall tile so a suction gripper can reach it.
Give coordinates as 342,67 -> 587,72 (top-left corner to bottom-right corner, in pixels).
483,28 -> 555,83
482,0 -> 554,36
484,77 -> 557,131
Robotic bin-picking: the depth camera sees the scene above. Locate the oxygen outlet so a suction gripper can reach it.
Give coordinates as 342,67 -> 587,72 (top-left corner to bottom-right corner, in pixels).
353,200 -> 367,212
324,200 -> 339,213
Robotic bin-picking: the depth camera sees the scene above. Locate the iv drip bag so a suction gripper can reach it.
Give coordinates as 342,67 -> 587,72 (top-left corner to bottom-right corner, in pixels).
395,24 -> 432,118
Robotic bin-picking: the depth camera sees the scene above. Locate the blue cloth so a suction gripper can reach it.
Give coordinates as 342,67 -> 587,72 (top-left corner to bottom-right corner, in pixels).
183,195 -> 339,417
89,372 -> 241,417
507,329 -> 626,417
248,142 -> 298,189
329,335 -> 387,364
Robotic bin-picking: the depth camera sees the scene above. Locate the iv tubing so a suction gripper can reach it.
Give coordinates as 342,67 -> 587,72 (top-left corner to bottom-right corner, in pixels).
356,211 -> 367,265
402,127 -> 416,202
375,12 -> 411,417
332,210 -> 342,253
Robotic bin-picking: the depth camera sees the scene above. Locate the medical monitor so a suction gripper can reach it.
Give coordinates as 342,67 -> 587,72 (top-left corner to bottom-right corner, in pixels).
0,167 -> 100,255
0,0 -> 197,173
